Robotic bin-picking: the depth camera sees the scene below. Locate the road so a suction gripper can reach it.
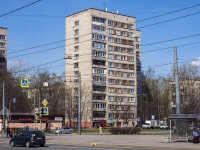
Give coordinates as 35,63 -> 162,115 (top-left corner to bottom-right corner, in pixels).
0,141 -> 157,150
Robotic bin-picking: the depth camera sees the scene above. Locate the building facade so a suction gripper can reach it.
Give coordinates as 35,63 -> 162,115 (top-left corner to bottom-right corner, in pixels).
65,8 -> 141,127
0,27 -> 7,72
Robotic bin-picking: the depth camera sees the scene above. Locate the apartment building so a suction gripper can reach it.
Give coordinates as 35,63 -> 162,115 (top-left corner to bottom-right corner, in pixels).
65,8 -> 141,127
0,27 -> 7,72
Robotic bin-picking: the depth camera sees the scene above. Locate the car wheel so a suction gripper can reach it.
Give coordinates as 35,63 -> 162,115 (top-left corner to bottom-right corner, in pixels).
69,131 -> 72,134
59,131 -> 62,134
40,144 -> 45,147
10,141 -> 15,147
26,142 -> 30,148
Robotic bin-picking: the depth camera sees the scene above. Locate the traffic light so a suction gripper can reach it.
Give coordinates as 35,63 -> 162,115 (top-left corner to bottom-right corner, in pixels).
35,113 -> 40,123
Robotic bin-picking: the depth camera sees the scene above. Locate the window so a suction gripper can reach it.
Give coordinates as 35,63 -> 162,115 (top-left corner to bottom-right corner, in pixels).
129,49 -> 134,53
116,88 -> 121,93
122,31 -> 127,36
116,38 -> 121,44
129,81 -> 134,86
123,80 -> 127,85
123,88 -> 127,93
108,87 -> 114,93
74,37 -> 79,43
92,25 -> 106,32
130,97 -> 135,102
108,37 -> 114,43
129,56 -> 134,61
109,96 -> 114,101
122,39 -> 126,45
116,71 -> 121,77
123,72 -> 127,77
74,20 -> 79,26
130,114 -> 134,118
74,29 -> 79,35
93,68 -> 106,74
74,62 -> 79,68
123,97 -> 127,102
117,106 -> 121,110
93,50 -> 106,58
117,97 -> 121,102
128,32 -> 134,37
108,20 -> 114,26
116,63 -> 121,68
122,56 -> 127,61
130,106 -> 135,110
93,17 -> 106,23
109,79 -> 114,84
116,30 -> 120,35
108,54 -> 114,59
108,70 -> 114,76
122,23 -> 127,28
116,46 -> 120,52
129,72 -> 134,77
136,44 -> 140,49
108,45 -> 114,51
123,64 -> 127,69
128,24 -> 134,29
0,42 -> 5,47
74,46 -> 79,51
129,65 -> 134,70
92,42 -> 106,49
116,79 -> 121,84
130,89 -> 134,94
116,55 -> 121,60
0,50 -> 5,55
129,40 -> 134,46
0,35 -> 6,40
108,62 -> 114,67
74,54 -> 79,60
136,37 -> 140,42
108,28 -> 114,34
93,34 -> 106,41
116,22 -> 121,27
122,48 -> 127,53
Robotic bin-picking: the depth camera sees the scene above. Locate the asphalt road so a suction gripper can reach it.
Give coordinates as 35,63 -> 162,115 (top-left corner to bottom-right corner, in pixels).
0,141 -> 156,150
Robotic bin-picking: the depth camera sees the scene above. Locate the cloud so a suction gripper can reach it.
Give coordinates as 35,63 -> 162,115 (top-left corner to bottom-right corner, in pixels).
191,57 -> 200,66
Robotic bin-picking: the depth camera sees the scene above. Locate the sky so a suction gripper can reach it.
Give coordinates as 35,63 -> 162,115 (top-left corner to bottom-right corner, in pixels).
0,0 -> 200,77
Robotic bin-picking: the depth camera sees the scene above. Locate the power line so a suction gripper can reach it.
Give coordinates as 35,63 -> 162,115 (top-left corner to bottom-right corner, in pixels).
137,3 -> 200,22
137,11 -> 200,29
142,33 -> 200,47
142,41 -> 200,53
0,0 -> 42,18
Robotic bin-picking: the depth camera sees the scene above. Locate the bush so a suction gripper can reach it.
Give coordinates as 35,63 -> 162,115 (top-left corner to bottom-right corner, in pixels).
108,127 -> 141,134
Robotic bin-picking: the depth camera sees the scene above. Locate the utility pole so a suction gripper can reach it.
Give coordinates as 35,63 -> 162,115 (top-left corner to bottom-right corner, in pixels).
38,85 -> 42,131
174,47 -> 180,114
174,47 -> 181,137
2,82 -> 5,138
78,71 -> 82,135
34,91 -> 36,130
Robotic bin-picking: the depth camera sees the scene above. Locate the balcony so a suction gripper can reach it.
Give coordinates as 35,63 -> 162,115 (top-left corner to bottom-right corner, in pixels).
93,82 -> 106,86
93,90 -> 106,94
92,21 -> 106,26
93,56 -> 106,61
93,108 -> 106,111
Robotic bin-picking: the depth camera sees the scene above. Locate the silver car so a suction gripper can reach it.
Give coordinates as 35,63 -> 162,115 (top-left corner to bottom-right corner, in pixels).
55,127 -> 73,134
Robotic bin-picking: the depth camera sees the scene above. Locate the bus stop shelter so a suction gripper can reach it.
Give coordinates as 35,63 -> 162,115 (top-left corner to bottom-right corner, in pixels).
169,114 -> 200,142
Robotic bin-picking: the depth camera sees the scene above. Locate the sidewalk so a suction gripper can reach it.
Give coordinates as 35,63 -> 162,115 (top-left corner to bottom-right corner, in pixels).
46,134 -> 200,150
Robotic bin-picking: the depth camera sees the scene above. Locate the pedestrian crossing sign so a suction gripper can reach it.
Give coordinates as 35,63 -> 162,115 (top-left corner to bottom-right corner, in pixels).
20,78 -> 29,88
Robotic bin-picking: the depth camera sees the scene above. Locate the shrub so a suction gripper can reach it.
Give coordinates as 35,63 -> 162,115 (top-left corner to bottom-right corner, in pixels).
108,127 -> 141,134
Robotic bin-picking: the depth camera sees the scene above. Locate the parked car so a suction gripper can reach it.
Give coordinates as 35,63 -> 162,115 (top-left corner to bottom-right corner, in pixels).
54,127 -> 73,134
10,130 -> 45,147
142,123 -> 150,129
160,124 -> 169,130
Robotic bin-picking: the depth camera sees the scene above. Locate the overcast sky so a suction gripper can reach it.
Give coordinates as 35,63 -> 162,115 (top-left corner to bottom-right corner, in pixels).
1,0 -> 200,76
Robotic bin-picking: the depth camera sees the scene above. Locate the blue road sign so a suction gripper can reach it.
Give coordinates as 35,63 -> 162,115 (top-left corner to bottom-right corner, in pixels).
20,78 -> 29,88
